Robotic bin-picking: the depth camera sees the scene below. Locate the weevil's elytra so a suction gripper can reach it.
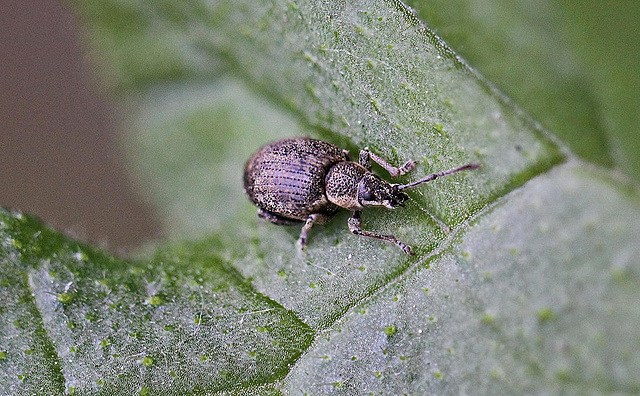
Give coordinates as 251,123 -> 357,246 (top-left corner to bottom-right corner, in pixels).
244,137 -> 478,255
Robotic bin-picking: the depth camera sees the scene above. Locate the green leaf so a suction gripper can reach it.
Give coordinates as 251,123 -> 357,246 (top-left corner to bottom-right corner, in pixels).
406,0 -> 640,180
2,0 -> 639,394
1,210 -> 313,393
287,163 -> 640,394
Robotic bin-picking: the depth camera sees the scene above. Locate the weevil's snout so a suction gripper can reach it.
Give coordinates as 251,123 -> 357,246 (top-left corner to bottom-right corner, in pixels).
391,186 -> 409,208
358,174 -> 409,209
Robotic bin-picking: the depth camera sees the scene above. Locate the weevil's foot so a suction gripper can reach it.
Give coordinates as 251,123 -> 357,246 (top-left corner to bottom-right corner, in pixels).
389,160 -> 417,178
399,160 -> 417,176
399,243 -> 414,256
297,237 -> 308,251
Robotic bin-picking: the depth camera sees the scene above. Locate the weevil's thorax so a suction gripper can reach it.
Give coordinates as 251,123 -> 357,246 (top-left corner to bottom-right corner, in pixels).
325,162 -> 409,210
325,161 -> 368,210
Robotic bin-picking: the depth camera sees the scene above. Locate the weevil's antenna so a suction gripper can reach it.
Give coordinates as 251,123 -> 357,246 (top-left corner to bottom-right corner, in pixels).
398,163 -> 479,190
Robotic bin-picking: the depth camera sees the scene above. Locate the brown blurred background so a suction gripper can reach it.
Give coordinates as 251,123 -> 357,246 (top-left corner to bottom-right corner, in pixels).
0,1 -> 160,253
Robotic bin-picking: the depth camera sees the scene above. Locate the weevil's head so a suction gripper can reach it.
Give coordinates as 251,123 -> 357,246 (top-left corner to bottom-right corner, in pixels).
358,173 -> 409,209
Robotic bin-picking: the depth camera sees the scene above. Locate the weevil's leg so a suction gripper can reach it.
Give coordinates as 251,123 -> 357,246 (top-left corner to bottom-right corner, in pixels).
298,213 -> 332,250
258,208 -> 301,226
348,211 -> 414,255
342,149 -> 353,161
358,149 -> 373,171
359,149 -> 417,178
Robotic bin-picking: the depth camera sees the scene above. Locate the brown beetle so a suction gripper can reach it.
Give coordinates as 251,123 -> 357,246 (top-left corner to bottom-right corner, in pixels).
244,137 -> 477,255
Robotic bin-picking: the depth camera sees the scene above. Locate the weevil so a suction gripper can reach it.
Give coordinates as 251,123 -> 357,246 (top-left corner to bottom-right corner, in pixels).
243,137 -> 478,255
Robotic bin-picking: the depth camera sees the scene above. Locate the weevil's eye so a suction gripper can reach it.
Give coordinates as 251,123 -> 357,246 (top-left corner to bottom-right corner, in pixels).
360,191 -> 376,202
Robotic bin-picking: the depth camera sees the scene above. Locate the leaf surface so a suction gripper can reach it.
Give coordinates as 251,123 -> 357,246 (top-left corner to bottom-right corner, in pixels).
1,0 -> 638,394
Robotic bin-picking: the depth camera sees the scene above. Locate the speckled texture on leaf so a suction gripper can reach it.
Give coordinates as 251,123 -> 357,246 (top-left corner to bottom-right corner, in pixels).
286,162 -> 640,394
406,0 -> 640,182
0,210 -> 313,394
